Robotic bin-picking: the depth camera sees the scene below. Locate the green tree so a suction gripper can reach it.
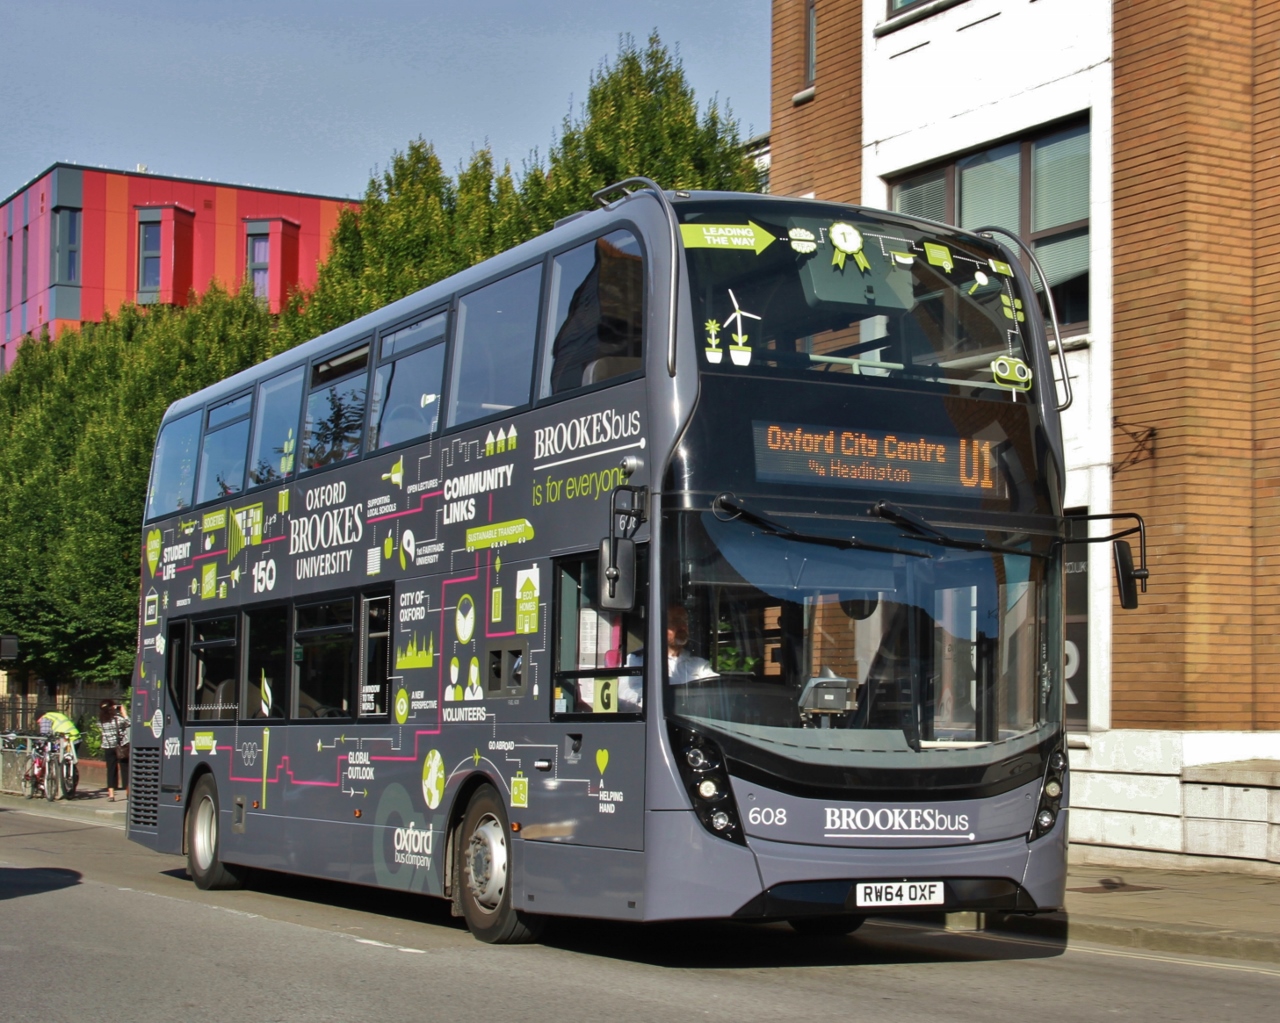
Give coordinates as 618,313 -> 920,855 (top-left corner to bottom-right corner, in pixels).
0,31 -> 759,689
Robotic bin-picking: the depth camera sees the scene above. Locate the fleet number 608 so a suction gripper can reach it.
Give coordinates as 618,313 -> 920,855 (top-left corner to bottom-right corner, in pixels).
747,807 -> 786,826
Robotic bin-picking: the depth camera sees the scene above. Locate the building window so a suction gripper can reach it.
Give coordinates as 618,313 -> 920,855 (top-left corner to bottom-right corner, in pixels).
248,233 -> 269,299
139,221 -> 162,301
21,226 -> 29,302
1064,509 -> 1090,731
804,0 -> 817,86
54,209 -> 81,285
891,121 -> 1090,331
890,0 -> 931,12
5,235 -> 11,310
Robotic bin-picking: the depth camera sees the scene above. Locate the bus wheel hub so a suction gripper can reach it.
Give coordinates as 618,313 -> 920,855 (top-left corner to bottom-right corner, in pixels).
466,814 -> 507,912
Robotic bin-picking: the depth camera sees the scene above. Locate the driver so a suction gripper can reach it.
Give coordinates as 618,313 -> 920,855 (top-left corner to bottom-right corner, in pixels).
666,605 -> 718,685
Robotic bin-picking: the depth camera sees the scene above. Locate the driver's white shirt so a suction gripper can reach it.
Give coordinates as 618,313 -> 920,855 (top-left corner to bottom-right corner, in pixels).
668,649 -> 718,685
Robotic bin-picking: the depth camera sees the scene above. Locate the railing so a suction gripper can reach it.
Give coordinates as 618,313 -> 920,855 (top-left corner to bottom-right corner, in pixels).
0,691 -> 125,734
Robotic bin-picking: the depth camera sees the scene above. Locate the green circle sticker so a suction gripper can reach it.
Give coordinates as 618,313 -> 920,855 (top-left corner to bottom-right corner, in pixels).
394,688 -> 409,724
422,749 -> 446,810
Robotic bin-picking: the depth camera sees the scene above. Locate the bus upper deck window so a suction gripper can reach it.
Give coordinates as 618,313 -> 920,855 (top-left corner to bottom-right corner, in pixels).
248,366 -> 304,488
301,344 -> 369,473
196,392 -> 251,505
146,409 -> 201,520
541,230 -> 644,397
370,311 -> 447,450
449,265 -> 542,428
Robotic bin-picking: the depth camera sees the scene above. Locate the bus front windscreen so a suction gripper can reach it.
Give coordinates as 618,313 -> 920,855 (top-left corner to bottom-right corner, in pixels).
665,508 -> 1061,783
679,199 -> 1039,402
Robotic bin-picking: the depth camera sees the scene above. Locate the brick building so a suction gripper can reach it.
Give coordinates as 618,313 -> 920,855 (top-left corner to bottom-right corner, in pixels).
0,163 -> 355,368
770,0 -> 1280,870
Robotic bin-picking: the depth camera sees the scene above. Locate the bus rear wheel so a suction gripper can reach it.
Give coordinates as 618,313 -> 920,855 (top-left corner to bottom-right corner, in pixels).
458,785 -> 542,944
187,775 -> 247,891
789,915 -> 865,936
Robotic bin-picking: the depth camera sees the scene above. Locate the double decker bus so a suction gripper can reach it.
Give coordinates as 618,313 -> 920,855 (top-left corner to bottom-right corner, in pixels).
129,180 -> 1145,942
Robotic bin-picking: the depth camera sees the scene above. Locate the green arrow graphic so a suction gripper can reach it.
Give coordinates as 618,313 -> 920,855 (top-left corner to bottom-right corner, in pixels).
680,221 -> 776,255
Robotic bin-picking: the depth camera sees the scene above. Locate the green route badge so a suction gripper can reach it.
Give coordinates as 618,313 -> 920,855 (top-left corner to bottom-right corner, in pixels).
830,222 -> 871,272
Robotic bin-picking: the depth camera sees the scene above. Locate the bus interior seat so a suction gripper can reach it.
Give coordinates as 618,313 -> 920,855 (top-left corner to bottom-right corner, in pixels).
581,356 -> 641,385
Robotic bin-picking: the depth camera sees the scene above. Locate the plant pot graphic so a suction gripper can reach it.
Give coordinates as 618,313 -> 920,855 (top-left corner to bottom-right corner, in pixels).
729,344 -> 751,366
705,347 -> 723,363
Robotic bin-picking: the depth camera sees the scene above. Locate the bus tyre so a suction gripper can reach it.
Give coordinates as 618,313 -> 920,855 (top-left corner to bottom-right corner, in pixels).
187,775 -> 247,891
789,915 -> 866,937
458,785 -> 543,944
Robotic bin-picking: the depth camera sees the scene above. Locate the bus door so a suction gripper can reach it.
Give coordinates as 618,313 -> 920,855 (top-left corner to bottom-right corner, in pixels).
526,550 -> 647,852
159,619 -> 188,794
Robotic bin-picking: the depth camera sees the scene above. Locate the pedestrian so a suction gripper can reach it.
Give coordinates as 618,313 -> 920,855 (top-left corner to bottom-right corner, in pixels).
98,700 -> 129,802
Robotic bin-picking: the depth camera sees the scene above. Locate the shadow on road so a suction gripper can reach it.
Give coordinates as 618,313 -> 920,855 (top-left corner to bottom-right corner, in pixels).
159,862 -> 1065,968
536,916 -> 1067,969
0,866 -> 82,901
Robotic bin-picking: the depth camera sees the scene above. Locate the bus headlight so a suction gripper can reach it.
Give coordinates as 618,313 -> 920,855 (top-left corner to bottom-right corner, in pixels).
1029,742 -> 1068,841
670,725 -> 745,845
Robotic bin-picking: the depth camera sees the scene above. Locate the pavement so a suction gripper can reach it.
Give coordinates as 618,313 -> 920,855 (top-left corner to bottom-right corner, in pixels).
4,788 -> 1280,964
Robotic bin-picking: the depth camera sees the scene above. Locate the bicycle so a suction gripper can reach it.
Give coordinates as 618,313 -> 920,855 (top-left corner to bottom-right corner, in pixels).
15,735 -> 54,800
54,733 -> 80,799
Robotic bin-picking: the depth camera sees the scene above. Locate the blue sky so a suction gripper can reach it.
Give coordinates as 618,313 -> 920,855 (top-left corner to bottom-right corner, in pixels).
0,0 -> 770,200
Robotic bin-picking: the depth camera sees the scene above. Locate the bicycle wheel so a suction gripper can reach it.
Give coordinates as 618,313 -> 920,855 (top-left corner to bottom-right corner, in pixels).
63,762 -> 79,798
44,758 -> 61,801
22,763 -> 35,799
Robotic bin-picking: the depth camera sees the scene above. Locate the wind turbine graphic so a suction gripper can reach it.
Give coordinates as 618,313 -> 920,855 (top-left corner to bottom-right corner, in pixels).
724,289 -> 761,366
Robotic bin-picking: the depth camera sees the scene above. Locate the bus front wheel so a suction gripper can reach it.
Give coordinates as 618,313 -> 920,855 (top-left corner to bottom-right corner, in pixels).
187,775 -> 247,891
458,785 -> 542,944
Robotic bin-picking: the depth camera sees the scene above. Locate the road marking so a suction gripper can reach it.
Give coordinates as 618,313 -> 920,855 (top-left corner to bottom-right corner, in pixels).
12,808 -> 125,831
1067,943 -> 1280,979
355,937 -> 427,954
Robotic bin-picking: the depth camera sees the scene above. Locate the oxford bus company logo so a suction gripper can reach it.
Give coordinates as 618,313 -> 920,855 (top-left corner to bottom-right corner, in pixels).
824,807 -> 974,842
393,822 -> 434,868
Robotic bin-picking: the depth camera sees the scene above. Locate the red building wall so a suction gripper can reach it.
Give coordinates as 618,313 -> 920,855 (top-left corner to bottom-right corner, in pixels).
0,163 -> 356,369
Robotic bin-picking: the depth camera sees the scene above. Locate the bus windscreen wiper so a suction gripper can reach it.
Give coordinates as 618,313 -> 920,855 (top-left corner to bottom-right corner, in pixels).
873,500 -> 1047,559
714,494 -> 929,558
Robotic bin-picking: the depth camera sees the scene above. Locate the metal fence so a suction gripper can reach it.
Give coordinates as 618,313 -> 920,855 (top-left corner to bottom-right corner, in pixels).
0,690 -> 124,734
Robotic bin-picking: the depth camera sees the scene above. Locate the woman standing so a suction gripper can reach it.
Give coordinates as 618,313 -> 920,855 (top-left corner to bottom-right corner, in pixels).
98,700 -> 129,802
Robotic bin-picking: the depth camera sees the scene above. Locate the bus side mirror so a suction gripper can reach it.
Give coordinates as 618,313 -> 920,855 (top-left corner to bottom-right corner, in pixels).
1114,540 -> 1139,610
599,536 -> 636,611
0,634 -> 17,660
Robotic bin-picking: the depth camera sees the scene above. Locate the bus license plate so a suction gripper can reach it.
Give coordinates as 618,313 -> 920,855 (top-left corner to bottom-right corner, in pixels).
855,881 -> 945,908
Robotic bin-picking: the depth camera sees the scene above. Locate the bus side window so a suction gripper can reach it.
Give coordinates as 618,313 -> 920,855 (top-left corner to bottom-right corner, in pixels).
301,344 -> 369,472
293,599 -> 355,719
541,229 -> 644,397
448,264 -> 542,428
359,595 -> 392,717
553,551 -> 647,716
146,409 -> 201,520
190,616 -> 238,722
196,392 -> 251,504
243,605 -> 288,720
165,620 -> 188,723
370,311 -> 446,450
248,366 -> 304,487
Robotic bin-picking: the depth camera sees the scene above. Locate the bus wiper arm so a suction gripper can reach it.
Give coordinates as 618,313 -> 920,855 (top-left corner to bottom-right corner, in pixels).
873,500 -> 1047,559
714,494 -> 929,558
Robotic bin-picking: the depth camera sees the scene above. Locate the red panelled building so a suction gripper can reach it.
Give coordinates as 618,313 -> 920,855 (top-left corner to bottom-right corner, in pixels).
0,163 -> 356,369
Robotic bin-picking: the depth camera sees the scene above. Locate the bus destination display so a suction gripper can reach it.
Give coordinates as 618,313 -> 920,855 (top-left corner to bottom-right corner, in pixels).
752,421 -> 1004,498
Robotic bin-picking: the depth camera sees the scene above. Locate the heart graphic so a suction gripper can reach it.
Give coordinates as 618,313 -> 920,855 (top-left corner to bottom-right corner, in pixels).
596,749 -> 609,776
146,529 -> 162,577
